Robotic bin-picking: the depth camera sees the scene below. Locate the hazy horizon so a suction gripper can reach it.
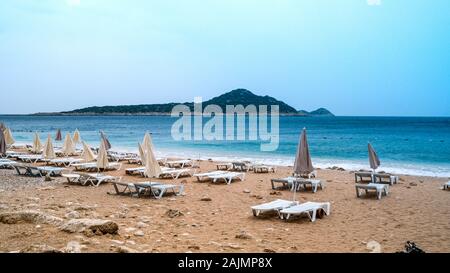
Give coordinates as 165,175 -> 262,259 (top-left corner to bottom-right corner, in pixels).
1,0 -> 449,116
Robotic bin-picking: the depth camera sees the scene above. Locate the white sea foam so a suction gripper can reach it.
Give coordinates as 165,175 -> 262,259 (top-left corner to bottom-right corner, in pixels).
111,144 -> 450,178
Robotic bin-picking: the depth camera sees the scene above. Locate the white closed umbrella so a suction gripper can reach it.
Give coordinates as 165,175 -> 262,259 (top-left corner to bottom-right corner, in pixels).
3,127 -> 15,145
43,134 -> 56,159
62,133 -> 76,156
144,135 -> 161,178
143,132 -> 154,151
73,129 -> 81,143
81,141 -> 96,162
32,132 -> 43,153
138,142 -> 146,164
96,140 -> 109,170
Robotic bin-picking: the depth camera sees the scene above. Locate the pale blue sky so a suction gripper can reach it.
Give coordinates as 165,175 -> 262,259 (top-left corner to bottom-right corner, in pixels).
0,0 -> 449,116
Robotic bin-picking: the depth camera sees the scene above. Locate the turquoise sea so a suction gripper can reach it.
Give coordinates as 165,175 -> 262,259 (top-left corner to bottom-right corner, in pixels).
1,115 -> 449,177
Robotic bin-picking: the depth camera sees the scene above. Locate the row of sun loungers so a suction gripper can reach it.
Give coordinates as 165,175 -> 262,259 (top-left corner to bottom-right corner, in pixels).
355,183 -> 389,200
13,165 -> 66,177
194,170 -> 245,184
251,199 -> 331,222
215,161 -> 278,174
354,171 -> 399,200
48,157 -> 84,167
354,171 -> 398,185
109,181 -> 184,199
270,177 -> 325,193
62,173 -> 121,187
0,159 -> 17,169
71,162 -> 122,172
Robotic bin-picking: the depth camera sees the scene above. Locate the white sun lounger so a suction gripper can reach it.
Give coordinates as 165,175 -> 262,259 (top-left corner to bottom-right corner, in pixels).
4,151 -> 26,159
253,165 -> 276,173
132,181 -> 184,199
109,181 -> 184,199
138,167 -> 192,179
125,167 -> 146,175
62,173 -> 121,187
271,177 -> 324,193
165,159 -> 193,168
442,181 -> 450,190
0,159 -> 17,168
373,173 -> 398,185
355,183 -> 389,200
108,152 -> 139,162
208,171 -> 245,185
251,199 -> 299,217
18,155 -> 44,163
49,157 -> 84,167
230,161 -> 254,172
36,166 -> 66,176
193,170 -> 228,182
279,202 -> 331,222
71,162 -> 122,172
216,162 -> 232,170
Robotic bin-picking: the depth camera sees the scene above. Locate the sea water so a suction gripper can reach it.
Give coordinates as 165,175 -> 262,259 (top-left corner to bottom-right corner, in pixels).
1,115 -> 449,177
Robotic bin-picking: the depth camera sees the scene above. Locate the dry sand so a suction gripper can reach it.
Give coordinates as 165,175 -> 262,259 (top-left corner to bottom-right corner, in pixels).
0,154 -> 449,253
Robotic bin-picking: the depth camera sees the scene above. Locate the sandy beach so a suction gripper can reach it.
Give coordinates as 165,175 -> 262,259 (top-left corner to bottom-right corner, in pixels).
0,151 -> 449,253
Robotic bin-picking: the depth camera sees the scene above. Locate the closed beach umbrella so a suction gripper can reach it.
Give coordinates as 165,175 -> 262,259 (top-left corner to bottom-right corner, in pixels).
81,141 -> 96,162
0,129 -> 6,156
96,140 -> 109,170
368,143 -> 380,171
32,132 -> 43,153
55,129 -> 62,141
62,133 -> 76,156
100,130 -> 112,150
293,128 -> 314,175
138,142 -> 146,164
43,134 -> 56,159
0,122 -> 5,131
143,132 -> 154,151
73,129 -> 81,143
3,127 -> 15,145
144,137 -> 161,178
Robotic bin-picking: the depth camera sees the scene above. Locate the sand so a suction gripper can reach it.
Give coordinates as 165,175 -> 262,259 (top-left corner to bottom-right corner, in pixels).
0,152 -> 449,253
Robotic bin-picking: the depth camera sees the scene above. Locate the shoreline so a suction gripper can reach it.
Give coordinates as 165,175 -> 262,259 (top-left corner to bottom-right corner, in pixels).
8,142 -> 450,178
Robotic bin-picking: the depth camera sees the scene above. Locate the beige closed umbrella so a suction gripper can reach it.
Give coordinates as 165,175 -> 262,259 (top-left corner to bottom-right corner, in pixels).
138,142 -> 146,165
32,132 -> 43,153
81,141 -> 96,162
73,129 -> 81,143
3,127 -> 15,146
368,143 -> 380,172
144,136 -> 161,178
143,132 -> 154,151
62,133 -> 76,156
96,140 -> 109,170
293,128 -> 314,176
43,134 -> 56,159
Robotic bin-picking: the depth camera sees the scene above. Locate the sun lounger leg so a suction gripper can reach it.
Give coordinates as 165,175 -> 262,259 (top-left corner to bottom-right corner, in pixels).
311,210 -> 317,222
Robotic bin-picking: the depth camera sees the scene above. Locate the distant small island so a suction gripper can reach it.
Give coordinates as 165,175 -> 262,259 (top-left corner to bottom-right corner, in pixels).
34,89 -> 334,116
